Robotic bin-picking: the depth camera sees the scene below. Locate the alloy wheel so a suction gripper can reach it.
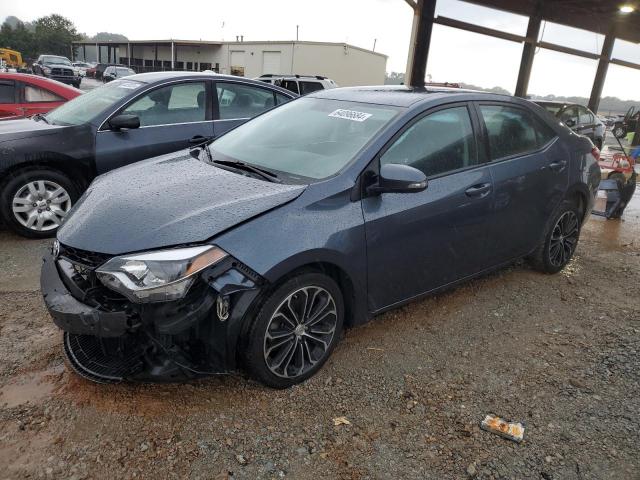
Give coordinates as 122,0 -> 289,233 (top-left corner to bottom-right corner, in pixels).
548,211 -> 579,267
263,286 -> 338,379
12,180 -> 72,231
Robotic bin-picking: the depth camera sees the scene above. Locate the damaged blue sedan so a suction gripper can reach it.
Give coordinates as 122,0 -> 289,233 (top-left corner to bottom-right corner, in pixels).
41,86 -> 600,388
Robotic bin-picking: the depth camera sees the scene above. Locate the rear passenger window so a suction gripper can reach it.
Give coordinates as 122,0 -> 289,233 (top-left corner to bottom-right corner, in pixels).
275,92 -> 291,105
216,83 -> 276,120
380,106 -> 476,177
532,116 -> 557,147
479,105 -> 537,160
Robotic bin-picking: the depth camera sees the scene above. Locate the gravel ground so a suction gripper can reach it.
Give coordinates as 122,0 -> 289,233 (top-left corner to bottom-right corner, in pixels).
0,189 -> 639,480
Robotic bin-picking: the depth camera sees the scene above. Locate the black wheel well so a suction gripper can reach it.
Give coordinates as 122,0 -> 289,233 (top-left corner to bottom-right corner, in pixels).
234,261 -> 358,370
567,190 -> 587,222
0,161 -> 91,193
276,262 -> 357,328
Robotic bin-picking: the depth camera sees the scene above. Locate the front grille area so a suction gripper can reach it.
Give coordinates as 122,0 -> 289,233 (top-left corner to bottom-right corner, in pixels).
59,244 -> 111,269
58,244 -> 131,312
51,67 -> 73,76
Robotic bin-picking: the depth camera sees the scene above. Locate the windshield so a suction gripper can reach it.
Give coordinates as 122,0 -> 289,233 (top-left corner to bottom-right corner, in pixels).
210,98 -> 400,181
46,79 -> 144,126
43,56 -> 71,66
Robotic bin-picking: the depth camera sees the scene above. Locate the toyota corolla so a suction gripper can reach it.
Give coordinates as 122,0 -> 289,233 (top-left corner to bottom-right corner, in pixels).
41,86 -> 600,388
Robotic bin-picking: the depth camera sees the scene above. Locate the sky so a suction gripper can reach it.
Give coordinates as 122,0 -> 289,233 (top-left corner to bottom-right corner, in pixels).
2,0 -> 640,100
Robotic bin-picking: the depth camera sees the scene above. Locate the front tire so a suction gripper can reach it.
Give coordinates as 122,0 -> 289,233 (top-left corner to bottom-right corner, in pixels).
243,272 -> 344,388
529,201 -> 581,274
0,168 -> 78,238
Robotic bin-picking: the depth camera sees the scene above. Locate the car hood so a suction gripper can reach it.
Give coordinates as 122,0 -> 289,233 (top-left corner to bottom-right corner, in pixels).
0,118 -> 66,142
57,152 -> 307,255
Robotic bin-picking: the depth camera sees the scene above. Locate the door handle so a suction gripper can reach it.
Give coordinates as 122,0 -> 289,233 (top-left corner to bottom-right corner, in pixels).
465,183 -> 491,197
548,160 -> 567,172
189,135 -> 213,145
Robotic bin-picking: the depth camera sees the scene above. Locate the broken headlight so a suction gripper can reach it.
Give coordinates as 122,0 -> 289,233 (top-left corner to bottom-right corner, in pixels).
96,245 -> 227,303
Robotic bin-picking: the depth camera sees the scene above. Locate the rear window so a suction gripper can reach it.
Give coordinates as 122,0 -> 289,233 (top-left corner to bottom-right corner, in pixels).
25,85 -> 63,103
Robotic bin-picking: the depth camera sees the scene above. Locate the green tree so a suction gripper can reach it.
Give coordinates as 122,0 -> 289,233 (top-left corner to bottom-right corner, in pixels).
33,14 -> 82,58
0,20 -> 37,60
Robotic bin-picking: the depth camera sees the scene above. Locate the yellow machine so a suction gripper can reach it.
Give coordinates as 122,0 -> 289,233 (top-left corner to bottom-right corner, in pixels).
0,48 -> 26,70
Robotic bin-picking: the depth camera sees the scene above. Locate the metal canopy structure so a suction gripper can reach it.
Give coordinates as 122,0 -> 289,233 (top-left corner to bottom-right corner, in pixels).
404,0 -> 640,112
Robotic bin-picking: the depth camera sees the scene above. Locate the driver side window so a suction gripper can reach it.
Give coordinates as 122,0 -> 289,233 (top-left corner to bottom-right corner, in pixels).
380,106 -> 477,178
121,82 -> 206,127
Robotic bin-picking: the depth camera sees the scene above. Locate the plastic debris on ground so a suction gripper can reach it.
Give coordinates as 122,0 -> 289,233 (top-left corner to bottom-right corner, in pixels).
480,414 -> 524,443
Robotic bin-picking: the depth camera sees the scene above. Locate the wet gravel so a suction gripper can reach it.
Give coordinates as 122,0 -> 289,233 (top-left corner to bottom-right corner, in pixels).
0,193 -> 639,479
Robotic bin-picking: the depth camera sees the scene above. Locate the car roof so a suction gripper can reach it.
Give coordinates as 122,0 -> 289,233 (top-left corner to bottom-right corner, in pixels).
308,85 -> 504,108
124,71 -> 297,96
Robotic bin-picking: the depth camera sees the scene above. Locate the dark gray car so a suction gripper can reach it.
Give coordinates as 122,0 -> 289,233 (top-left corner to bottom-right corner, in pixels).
41,86 -> 600,388
0,72 -> 295,238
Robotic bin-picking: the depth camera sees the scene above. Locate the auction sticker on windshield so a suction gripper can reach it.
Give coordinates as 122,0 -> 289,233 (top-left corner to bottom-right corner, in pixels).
328,109 -> 372,122
116,81 -> 141,89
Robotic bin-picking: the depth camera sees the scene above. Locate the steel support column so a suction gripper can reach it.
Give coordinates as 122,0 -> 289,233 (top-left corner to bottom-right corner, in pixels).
171,41 -> 175,70
514,3 -> 542,98
406,0 -> 437,87
588,26 -> 616,113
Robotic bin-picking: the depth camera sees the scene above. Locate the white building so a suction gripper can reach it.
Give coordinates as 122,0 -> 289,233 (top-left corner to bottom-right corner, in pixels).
73,39 -> 387,87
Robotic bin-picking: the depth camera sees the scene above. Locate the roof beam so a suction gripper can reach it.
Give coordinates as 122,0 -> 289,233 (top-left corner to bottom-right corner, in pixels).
434,16 -> 526,43
610,58 -> 640,71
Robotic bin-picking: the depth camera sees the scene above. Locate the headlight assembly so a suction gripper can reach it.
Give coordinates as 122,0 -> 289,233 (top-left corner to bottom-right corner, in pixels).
96,245 -> 227,303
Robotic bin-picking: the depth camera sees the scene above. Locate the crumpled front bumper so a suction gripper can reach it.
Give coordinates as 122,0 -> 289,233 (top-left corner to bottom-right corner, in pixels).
40,249 -> 264,382
41,253 -> 129,337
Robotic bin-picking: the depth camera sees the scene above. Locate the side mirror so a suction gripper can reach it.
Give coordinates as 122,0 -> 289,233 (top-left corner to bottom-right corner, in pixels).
368,163 -> 427,195
565,118 -> 576,128
109,114 -> 140,131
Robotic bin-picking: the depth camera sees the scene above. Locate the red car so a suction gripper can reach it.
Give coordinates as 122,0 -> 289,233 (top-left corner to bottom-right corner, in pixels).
0,73 -> 81,119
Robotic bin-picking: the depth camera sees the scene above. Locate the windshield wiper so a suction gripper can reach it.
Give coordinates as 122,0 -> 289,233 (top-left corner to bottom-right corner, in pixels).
32,113 -> 49,124
211,159 -> 282,183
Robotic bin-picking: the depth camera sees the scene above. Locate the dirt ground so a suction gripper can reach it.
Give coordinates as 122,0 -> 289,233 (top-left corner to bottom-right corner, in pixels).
0,189 -> 639,480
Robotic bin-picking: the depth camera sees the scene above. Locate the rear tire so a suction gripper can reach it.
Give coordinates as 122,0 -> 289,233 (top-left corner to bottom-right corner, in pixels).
243,272 -> 344,389
528,201 -> 582,274
0,168 -> 79,238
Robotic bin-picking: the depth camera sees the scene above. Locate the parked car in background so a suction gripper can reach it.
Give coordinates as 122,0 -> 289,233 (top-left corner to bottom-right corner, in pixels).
94,63 -> 126,81
41,86 -> 600,387
256,74 -> 337,95
103,66 -> 136,82
612,106 -> 639,138
534,100 -> 605,149
85,64 -> 97,78
32,55 -> 82,88
0,73 -> 81,119
0,72 -> 296,237
72,62 -> 93,77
